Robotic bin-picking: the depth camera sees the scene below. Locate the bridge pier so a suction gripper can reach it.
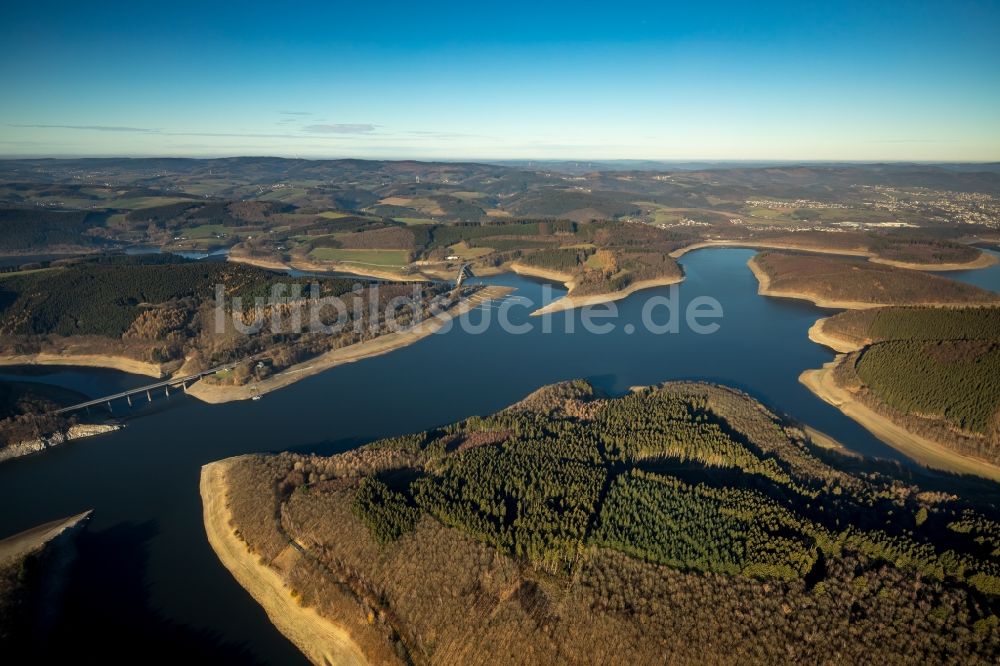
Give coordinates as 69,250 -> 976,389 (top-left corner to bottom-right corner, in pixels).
52,362 -> 244,416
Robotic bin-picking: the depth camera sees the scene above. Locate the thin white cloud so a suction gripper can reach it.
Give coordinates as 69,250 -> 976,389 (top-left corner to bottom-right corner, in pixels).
12,124 -> 160,133
867,139 -> 949,144
303,123 -> 376,134
9,124 -> 379,141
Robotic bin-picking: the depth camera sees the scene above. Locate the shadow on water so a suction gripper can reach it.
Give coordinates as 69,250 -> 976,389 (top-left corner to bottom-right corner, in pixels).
32,521 -> 267,665
287,436 -> 372,458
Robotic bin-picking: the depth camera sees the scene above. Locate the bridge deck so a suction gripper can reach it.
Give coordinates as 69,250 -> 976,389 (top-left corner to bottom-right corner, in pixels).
54,362 -> 239,414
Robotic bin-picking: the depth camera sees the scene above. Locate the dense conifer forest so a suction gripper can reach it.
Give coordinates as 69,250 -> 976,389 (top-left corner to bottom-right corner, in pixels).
0,254 -> 459,379
221,381 -> 1000,664
824,306 -> 1000,346
823,306 -> 1000,462
856,340 -> 1000,436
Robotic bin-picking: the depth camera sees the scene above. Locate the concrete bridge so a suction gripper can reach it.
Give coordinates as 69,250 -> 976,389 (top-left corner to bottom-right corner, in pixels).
53,361 -> 242,414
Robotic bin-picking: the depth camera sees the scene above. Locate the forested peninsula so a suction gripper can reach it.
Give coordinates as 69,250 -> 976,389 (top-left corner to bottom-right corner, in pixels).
205,380 -> 1000,665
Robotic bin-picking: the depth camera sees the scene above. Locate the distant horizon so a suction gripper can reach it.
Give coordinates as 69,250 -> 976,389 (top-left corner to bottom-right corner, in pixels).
3,1 -> 998,161
1,154 -> 999,167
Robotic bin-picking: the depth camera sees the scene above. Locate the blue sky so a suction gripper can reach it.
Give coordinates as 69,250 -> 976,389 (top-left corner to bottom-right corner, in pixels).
1,1 -> 998,160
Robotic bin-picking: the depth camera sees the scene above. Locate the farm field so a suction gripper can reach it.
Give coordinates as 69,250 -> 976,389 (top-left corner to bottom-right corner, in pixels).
308,248 -> 411,267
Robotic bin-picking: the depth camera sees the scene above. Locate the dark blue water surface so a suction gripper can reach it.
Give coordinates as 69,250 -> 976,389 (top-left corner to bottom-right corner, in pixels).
0,247 -> 998,663
948,248 -> 1000,291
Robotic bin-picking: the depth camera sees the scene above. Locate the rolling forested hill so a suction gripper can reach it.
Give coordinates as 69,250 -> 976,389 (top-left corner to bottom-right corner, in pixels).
822,306 -> 1000,462
216,380 -> 1000,665
0,254 -> 456,384
0,208 -> 110,252
753,252 -> 1000,306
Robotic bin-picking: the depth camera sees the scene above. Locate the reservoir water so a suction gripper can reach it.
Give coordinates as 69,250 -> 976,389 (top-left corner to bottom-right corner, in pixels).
1,247 -> 998,663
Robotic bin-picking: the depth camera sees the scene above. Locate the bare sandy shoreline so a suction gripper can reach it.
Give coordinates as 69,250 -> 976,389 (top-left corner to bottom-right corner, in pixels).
234,250 -> 693,317
806,317 -> 865,353
671,239 -> 996,271
870,252 -> 998,271
0,288 -> 510,407
0,423 -> 121,464
0,352 -> 163,378
235,254 -> 689,316
229,253 -> 427,282
200,459 -> 368,666
800,425 -> 858,457
0,510 -> 92,564
671,239 -> 869,260
746,256 -> 885,309
800,358 -> 1000,482
530,275 -> 685,316
747,256 -> 1000,310
508,262 -> 685,316
187,286 -> 513,403
508,261 -> 575,289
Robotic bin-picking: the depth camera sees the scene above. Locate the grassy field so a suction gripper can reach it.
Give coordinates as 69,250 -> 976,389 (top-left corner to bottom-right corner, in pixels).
584,251 -> 614,270
747,206 -> 901,226
308,248 -> 410,267
653,210 -> 684,224
257,187 -> 312,205
378,196 -> 413,206
394,217 -> 437,225
108,195 -> 199,209
183,223 -> 229,239
635,202 -> 735,225
446,241 -> 493,260
747,206 -> 790,220
633,201 -> 682,224
317,211 -> 353,219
